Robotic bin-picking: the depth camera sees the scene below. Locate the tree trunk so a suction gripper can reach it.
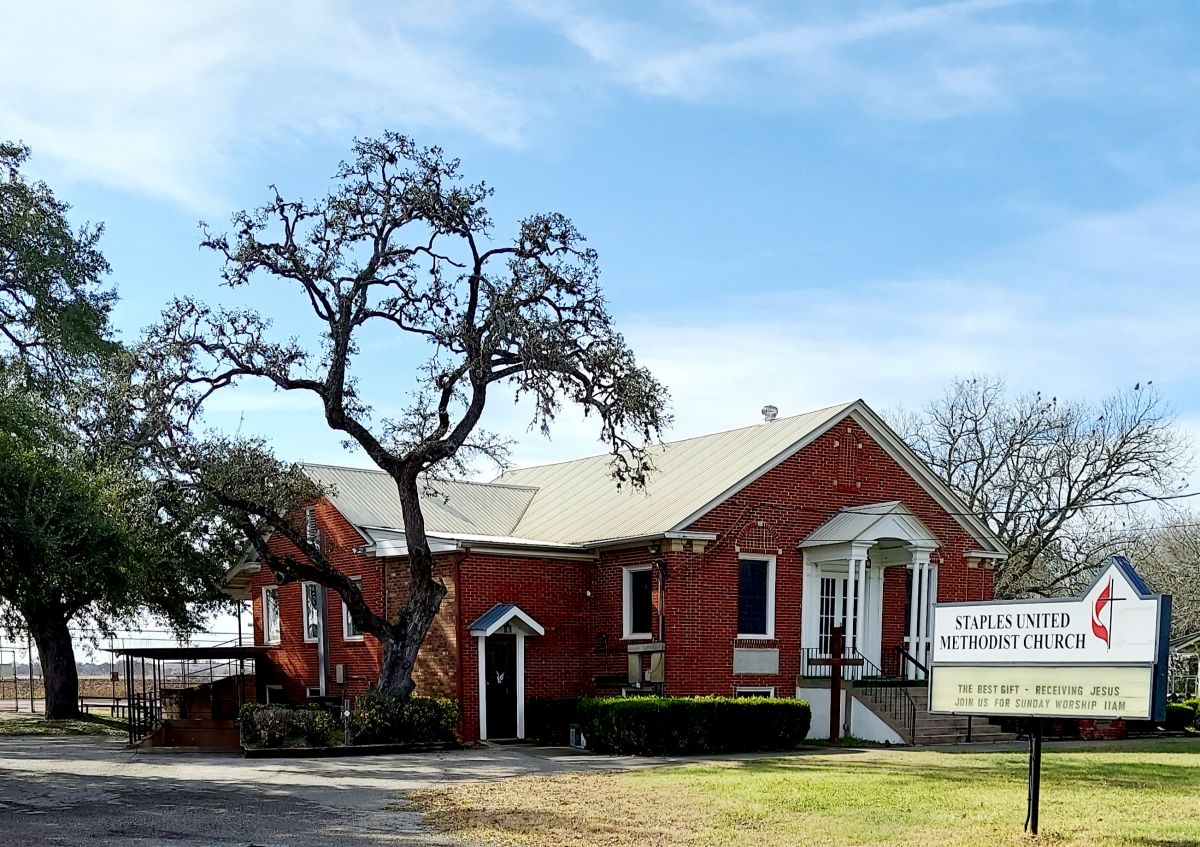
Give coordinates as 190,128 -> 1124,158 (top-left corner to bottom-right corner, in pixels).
30,614 -> 79,719
374,479 -> 448,700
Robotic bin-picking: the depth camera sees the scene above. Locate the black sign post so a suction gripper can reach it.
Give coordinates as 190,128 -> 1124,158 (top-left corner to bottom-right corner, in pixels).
1025,719 -> 1043,835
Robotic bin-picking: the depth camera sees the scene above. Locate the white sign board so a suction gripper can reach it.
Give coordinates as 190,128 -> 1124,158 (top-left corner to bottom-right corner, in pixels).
929,557 -> 1170,721
929,665 -> 1155,720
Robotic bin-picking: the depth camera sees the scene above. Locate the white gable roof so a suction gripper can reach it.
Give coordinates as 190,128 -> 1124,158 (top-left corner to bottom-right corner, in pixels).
800,501 -> 940,548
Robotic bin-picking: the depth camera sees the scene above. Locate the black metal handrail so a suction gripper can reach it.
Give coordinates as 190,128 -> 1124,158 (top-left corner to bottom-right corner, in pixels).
800,647 -> 883,682
853,651 -> 918,743
895,645 -> 928,679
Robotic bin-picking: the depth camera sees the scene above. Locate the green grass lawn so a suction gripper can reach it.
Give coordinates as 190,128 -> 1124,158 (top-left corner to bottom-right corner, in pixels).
0,712 -> 125,737
415,740 -> 1200,847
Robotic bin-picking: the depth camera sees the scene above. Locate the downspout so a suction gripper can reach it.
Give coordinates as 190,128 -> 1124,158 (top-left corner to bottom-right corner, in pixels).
655,557 -> 667,642
455,552 -> 467,739
656,556 -> 667,693
317,585 -> 330,697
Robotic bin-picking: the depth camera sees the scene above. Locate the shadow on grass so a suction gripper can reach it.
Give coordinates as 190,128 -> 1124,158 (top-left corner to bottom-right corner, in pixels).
662,746 -> 1200,794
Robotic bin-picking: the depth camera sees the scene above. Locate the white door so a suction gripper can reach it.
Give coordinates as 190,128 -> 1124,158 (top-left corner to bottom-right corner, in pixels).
817,573 -> 860,653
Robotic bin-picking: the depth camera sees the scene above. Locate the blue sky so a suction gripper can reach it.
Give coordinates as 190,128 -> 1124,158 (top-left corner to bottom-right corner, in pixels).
4,0 -> 1200,477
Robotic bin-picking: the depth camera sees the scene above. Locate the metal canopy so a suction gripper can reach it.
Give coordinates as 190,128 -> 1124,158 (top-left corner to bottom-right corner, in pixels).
108,645 -> 269,660
468,603 -> 545,637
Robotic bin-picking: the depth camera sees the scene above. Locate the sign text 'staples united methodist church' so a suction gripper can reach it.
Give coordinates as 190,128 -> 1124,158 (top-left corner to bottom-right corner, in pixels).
929,557 -> 1171,721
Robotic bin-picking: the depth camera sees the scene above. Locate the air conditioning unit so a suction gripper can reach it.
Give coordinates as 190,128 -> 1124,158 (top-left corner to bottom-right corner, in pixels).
621,686 -> 656,697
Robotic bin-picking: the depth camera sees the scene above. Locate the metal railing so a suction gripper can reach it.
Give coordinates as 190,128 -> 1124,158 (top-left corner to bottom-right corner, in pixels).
854,652 -> 918,743
895,645 -> 929,681
800,647 -> 875,681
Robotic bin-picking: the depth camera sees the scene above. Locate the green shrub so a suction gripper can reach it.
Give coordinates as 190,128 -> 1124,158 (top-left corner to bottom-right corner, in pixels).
526,697 -> 582,745
239,703 -> 341,749
578,696 -> 811,756
349,689 -> 460,745
1166,702 -> 1197,731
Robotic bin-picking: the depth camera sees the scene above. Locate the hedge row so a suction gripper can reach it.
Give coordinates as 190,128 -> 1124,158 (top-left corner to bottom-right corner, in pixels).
530,695 -> 811,755
1166,699 -> 1199,731
240,703 -> 341,749
240,692 -> 460,749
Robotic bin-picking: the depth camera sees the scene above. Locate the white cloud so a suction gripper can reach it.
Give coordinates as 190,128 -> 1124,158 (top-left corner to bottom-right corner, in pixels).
483,185 -> 1200,472
517,0 -> 1078,120
0,1 -> 533,211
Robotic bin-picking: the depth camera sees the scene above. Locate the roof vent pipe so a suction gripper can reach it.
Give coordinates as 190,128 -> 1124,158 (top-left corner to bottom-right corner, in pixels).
761,405 -> 779,423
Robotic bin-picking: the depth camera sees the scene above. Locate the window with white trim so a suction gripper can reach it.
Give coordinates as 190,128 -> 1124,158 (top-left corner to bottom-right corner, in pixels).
302,582 -> 320,643
622,565 -> 653,639
735,687 -> 776,698
737,555 -> 776,638
262,585 -> 281,644
342,577 -> 363,641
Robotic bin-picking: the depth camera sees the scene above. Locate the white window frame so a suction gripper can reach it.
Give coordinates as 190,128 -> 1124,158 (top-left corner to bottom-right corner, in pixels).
342,576 -> 364,641
302,581 -> 320,644
622,565 -> 653,640
736,554 -> 777,640
262,585 -> 281,645
735,686 -> 776,698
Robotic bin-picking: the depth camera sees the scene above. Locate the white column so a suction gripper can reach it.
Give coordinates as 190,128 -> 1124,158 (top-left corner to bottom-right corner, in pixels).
846,559 -> 857,655
918,559 -> 931,678
516,632 -> 526,739
923,565 -> 938,672
907,548 -> 931,680
859,556 -> 869,658
853,556 -> 867,655
476,635 -> 488,741
906,563 -> 919,678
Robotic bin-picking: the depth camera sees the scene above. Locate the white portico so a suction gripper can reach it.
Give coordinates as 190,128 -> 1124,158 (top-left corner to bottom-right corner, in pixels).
799,502 -> 939,679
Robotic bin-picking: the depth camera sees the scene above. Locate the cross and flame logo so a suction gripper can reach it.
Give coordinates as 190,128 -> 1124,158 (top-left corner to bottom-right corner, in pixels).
1091,577 -> 1124,649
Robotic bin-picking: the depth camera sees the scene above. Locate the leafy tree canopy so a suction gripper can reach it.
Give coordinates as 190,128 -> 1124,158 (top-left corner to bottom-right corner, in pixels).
0,142 -> 115,384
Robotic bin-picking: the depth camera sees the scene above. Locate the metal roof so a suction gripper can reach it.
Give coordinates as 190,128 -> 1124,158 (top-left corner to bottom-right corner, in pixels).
800,501 -> 940,548
467,603 -> 545,636
496,402 -> 855,544
1170,630 -> 1200,652
300,464 -> 536,537
291,399 -> 1006,555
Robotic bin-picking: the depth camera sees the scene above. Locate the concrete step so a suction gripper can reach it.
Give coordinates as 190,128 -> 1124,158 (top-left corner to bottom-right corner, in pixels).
853,684 -> 1019,745
152,718 -> 241,749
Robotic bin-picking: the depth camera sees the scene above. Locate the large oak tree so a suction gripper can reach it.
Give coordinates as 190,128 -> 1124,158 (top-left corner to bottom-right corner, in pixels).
149,134 -> 670,699
0,373 -> 234,718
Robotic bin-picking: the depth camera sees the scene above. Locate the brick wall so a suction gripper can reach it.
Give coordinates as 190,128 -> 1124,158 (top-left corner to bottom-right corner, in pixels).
246,409 -> 999,737
382,555 -> 459,700
666,412 -> 995,696
248,499 -> 383,702
453,552 -> 593,741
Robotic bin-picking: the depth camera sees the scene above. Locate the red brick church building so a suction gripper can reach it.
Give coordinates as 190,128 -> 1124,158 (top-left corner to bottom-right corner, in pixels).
226,400 -> 1007,744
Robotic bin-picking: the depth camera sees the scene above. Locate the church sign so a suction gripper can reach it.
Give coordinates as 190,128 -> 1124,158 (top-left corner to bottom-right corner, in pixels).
929,556 -> 1171,722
